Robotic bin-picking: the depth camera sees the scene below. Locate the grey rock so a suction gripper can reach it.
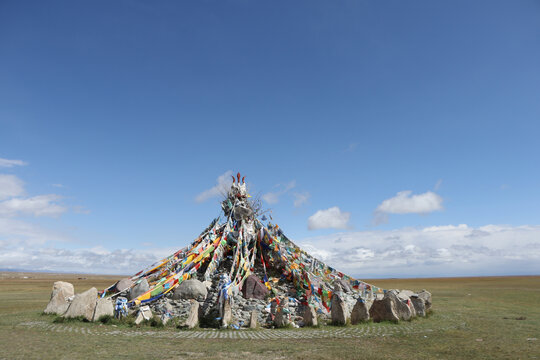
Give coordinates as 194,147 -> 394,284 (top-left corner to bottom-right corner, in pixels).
331,293 -> 348,325
242,274 -> 269,300
417,290 -> 432,311
303,305 -> 318,327
135,305 -> 153,325
184,300 -> 199,329
249,310 -> 258,328
64,287 -> 98,321
388,292 -> 414,320
44,294 -> 70,315
51,281 -> 74,300
274,306 -> 289,327
44,281 -> 74,315
162,299 -> 174,313
128,278 -> 149,300
222,298 -> 232,327
398,289 -> 416,300
114,278 -> 133,293
173,279 -> 207,301
350,299 -> 370,324
92,297 -> 114,321
369,292 -> 399,323
411,297 -> 426,317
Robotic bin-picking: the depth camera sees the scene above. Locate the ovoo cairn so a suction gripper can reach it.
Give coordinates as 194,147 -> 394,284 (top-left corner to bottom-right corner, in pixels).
44,173 -> 432,328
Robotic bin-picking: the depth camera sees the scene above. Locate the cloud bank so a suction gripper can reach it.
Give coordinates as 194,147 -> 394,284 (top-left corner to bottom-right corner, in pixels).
299,224 -> 540,278
0,195 -> 66,217
3,223 -> 537,278
0,245 -> 171,275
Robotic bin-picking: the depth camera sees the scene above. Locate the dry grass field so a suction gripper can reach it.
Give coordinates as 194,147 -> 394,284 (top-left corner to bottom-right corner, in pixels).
0,272 -> 538,359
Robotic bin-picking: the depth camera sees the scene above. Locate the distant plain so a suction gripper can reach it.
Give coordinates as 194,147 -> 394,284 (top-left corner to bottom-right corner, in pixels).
0,272 -> 538,359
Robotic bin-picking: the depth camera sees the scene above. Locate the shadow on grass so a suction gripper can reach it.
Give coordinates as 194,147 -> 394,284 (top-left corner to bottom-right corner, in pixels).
53,315 -> 89,323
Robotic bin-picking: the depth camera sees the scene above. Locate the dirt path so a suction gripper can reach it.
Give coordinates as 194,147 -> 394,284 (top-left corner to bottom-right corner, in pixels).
17,316 -> 465,339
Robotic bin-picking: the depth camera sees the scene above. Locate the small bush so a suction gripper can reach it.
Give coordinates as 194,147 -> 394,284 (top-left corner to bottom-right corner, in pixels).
98,315 -> 114,324
166,316 -> 182,328
96,314 -> 136,327
149,317 -> 164,328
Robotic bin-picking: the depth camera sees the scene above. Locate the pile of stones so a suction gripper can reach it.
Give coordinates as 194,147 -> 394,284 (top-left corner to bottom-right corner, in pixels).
44,272 -> 432,329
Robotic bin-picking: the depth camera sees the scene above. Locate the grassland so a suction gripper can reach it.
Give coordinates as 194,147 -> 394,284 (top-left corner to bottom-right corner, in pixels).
0,272 -> 538,359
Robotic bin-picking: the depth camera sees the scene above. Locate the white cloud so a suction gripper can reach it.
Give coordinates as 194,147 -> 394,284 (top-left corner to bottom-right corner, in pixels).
298,224 -> 540,278
0,174 -> 25,200
2,222 -> 538,277
0,218 -> 71,246
374,190 -> 443,224
0,245 -> 169,275
195,171 -> 233,203
0,194 -> 66,217
0,214 -> 178,274
262,180 -> 296,204
293,191 -> 311,208
0,158 -> 27,168
308,206 -> 351,230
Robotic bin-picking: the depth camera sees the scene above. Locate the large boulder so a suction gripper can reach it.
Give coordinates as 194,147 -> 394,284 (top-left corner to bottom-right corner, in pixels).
411,297 -> 426,317
369,292 -> 399,323
388,291 -> 414,320
114,278 -> 133,293
184,300 -> 199,329
417,290 -> 432,311
241,275 -> 269,300
92,298 -> 114,321
64,287 -> 98,321
330,293 -> 348,325
44,293 -> 70,315
172,279 -> 207,301
50,281 -> 74,300
303,305 -> 318,327
350,298 -> 370,324
44,281 -> 74,315
397,289 -> 416,302
128,278 -> 149,300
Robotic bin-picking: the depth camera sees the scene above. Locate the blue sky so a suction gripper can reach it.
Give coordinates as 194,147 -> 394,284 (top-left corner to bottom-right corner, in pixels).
1,0 -> 539,277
